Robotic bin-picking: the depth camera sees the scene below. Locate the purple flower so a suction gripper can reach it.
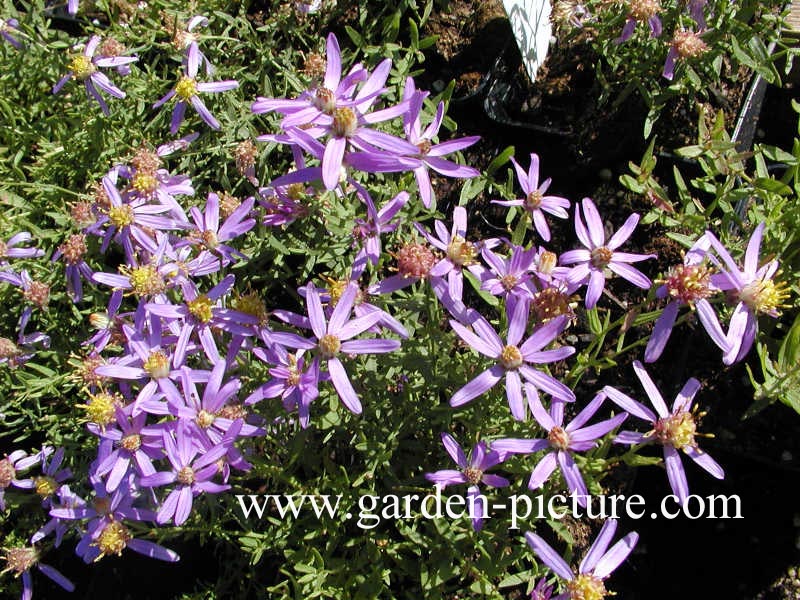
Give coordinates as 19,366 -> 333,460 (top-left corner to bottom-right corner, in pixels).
351,183 -> 408,266
139,420 -> 236,525
245,345 -> 319,428
32,484 -> 85,547
604,360 -> 724,504
560,197 -> 655,308
92,407 -> 162,492
0,18 -> 22,49
662,29 -> 708,81
0,448 -> 52,510
425,433 -> 509,531
480,244 -> 537,309
644,233 -> 730,363
526,519 -> 638,599
153,52 -> 238,133
0,307 -> 50,368
53,233 -> 93,302
0,232 -> 43,265
615,0 -> 662,44
449,306 -> 575,420
275,282 -> 401,415
415,205 -> 499,302
493,388 -> 626,506
530,577 -> 554,600
349,78 -> 480,209
705,222 -> 790,364
53,35 -> 138,115
491,153 -> 570,242
1,545 -> 74,598
179,193 -> 255,266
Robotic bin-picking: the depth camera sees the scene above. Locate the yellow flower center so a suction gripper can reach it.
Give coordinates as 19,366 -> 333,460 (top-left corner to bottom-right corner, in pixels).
95,521 -> 132,558
131,172 -> 158,196
2,547 -> 39,575
69,54 -> 97,80
318,334 -> 341,359
738,277 -> 790,316
463,466 -> 483,485
590,246 -> 613,269
499,345 -> 524,370
123,264 -> 166,297
566,574 -> 608,600
446,235 -> 477,267
286,355 -> 302,386
548,426 -> 571,450
77,392 -> 120,427
628,0 -> 661,21
654,411 -> 697,450
144,350 -> 170,379
500,274 -> 518,292
525,190 -> 543,210
662,264 -> 712,304
175,76 -> 198,100
313,87 -> 336,114
332,107 -> 358,138
0,458 -> 14,488
34,476 -> 58,498
188,295 -> 214,323
177,466 -> 195,486
121,434 -> 141,452
108,205 -> 135,228
196,409 -> 215,429
233,291 -> 269,324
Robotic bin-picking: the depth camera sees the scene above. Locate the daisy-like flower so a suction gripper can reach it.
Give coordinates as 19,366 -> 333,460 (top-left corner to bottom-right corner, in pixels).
449,305 -> 576,420
425,433 -> 509,531
0,448 -> 53,510
177,193 -> 256,266
349,79 -> 480,209
560,197 -> 655,308
53,233 -> 93,302
245,346 -> 319,428
0,232 -> 43,265
644,234 -> 730,363
172,16 -> 214,76
705,223 -> 790,364
480,244 -> 538,314
604,360 -> 724,504
52,35 -> 138,115
18,447 -> 72,509
0,18 -> 22,49
351,183 -> 408,266
153,52 -> 238,134
0,307 -> 51,368
274,282 -> 401,415
1,545 -> 74,598
615,0 -> 662,44
491,153 -> 570,242
415,205 -> 499,302
662,29 -> 708,81
493,387 -> 627,506
526,519 -> 638,600
139,420 -> 237,525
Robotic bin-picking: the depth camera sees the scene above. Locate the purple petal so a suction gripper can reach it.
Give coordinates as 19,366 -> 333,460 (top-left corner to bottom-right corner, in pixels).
127,539 -> 180,562
632,361 -> 669,418
580,519 -> 618,573
644,300 -> 679,363
525,532 -> 574,581
581,198 -> 606,247
450,366 -> 504,407
664,445 -> 689,504
328,357 -> 362,414
441,432 -> 467,468
528,451 -> 558,489
592,531 -> 639,578
603,386 -> 656,423
608,261 -> 652,289
685,446 -> 724,479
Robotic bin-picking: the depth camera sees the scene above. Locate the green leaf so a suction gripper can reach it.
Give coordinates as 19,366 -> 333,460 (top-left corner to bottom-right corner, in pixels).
486,146 -> 515,177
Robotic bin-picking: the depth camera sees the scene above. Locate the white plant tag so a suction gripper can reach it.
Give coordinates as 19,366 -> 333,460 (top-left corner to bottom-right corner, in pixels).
502,0 -> 552,82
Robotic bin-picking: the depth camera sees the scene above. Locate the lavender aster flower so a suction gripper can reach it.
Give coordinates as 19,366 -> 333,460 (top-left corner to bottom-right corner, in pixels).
662,29 -> 708,81
449,306 -> 576,420
53,35 -> 138,115
0,18 -> 22,49
153,55 -> 238,133
0,232 -> 43,265
644,234 -> 730,363
560,197 -> 655,308
491,153 -> 570,242
615,0 -> 662,44
351,183 -> 408,266
276,282 -> 401,415
179,193 -> 255,266
526,519 -> 638,600
604,360 -> 724,504
705,223 -> 790,364
0,448 -> 52,510
493,388 -> 626,506
425,433 -> 509,531
139,420 -> 236,525
1,545 -> 74,598
415,205 -> 499,302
